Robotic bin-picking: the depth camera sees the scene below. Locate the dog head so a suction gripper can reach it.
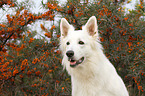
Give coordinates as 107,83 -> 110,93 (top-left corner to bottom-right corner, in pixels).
60,16 -> 101,68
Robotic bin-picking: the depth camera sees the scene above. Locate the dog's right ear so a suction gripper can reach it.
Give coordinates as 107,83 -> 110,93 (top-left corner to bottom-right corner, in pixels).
60,18 -> 73,37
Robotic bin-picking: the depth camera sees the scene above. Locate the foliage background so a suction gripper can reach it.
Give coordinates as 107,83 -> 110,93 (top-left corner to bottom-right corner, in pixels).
0,0 -> 144,96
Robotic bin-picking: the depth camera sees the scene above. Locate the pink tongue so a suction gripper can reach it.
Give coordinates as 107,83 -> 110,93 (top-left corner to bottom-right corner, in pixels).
70,61 -> 76,65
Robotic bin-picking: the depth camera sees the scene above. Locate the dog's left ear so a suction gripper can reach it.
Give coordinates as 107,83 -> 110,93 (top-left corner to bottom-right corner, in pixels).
84,16 -> 98,37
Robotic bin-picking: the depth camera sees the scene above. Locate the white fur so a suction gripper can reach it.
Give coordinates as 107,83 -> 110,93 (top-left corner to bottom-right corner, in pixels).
60,16 -> 129,96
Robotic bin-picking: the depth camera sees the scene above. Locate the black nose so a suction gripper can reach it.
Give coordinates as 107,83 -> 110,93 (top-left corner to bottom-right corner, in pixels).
66,50 -> 74,57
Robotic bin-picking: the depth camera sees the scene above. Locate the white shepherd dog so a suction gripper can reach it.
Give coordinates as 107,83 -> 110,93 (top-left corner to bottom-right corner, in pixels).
60,16 -> 129,96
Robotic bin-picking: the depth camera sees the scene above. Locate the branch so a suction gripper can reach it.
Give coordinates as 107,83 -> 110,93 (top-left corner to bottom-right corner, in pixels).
1,69 -> 24,82
71,8 -> 81,29
0,33 -> 14,51
58,6 -> 82,29
0,14 -> 52,51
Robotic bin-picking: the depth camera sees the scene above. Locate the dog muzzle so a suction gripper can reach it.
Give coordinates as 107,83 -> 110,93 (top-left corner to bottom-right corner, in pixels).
69,57 -> 84,67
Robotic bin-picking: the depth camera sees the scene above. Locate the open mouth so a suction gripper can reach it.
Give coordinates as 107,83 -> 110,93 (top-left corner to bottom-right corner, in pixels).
69,57 -> 84,67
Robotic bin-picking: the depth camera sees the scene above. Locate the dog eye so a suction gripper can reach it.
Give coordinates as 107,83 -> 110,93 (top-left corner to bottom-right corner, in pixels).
66,42 -> 70,45
79,41 -> 84,45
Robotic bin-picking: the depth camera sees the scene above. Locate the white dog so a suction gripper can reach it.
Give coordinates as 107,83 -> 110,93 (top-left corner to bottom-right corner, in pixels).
60,16 -> 129,96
